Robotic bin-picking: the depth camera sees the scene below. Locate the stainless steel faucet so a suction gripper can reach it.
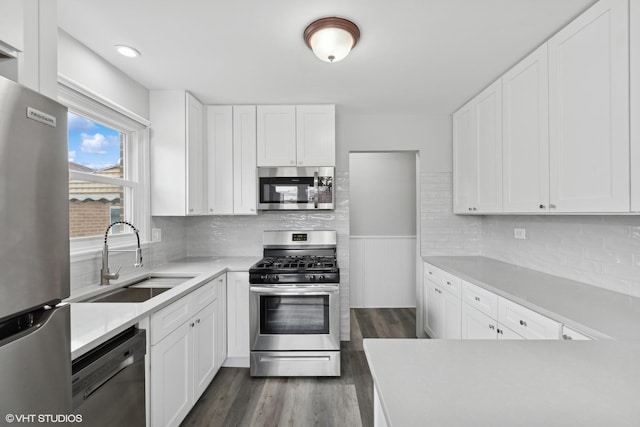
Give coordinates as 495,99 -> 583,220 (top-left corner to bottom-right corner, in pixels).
100,221 -> 144,286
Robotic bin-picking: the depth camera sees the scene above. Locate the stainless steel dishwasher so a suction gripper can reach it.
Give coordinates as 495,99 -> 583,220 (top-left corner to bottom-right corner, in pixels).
72,327 -> 146,426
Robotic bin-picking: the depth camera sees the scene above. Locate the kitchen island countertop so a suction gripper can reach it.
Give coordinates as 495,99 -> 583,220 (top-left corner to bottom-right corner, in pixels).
364,338 -> 640,427
68,256 -> 259,359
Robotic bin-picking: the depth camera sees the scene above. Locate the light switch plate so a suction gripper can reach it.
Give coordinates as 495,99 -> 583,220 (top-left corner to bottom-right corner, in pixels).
152,228 -> 162,242
514,228 -> 526,240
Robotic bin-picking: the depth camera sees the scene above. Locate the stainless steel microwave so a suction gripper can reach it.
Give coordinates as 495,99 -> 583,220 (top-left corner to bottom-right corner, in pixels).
258,167 -> 335,211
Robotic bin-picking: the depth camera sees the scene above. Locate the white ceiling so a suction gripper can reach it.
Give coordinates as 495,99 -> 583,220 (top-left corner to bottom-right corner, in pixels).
57,0 -> 595,114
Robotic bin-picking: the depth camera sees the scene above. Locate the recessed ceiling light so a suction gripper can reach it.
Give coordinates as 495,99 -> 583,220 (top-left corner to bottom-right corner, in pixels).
114,45 -> 141,58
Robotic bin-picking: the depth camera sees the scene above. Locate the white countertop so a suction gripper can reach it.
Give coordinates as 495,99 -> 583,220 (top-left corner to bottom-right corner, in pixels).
68,256 -> 259,359
423,256 -> 640,340
364,338 -> 640,427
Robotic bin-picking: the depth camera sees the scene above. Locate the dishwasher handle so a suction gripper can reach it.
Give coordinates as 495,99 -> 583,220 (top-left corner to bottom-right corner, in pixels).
79,354 -> 137,401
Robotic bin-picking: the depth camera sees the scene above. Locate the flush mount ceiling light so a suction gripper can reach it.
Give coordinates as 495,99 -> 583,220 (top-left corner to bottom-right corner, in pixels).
304,17 -> 360,63
114,45 -> 141,58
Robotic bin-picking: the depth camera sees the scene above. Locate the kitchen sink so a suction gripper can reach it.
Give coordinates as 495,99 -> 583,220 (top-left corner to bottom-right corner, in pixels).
86,275 -> 195,303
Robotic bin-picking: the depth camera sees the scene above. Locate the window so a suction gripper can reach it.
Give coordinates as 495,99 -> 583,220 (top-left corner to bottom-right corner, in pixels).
59,82 -> 150,254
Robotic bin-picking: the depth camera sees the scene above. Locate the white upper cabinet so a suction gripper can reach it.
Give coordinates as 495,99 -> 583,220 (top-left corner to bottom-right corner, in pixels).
151,91 -> 205,216
257,105 -> 297,167
206,106 -> 257,215
0,0 -> 23,57
296,105 -> 336,166
453,80 -> 502,213
453,101 -> 476,213
502,44 -> 550,213
233,106 -> 258,215
257,105 -> 335,167
548,0 -> 630,213
206,106 -> 234,215
475,81 -> 503,213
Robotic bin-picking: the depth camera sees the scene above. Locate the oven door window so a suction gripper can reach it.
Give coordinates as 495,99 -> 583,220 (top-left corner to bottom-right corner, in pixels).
260,177 -> 316,204
260,295 -> 329,335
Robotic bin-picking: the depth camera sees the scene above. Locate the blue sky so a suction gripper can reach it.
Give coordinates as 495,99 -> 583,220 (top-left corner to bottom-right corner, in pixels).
67,112 -> 121,171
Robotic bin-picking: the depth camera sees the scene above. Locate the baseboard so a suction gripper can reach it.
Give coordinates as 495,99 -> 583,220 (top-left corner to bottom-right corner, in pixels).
223,356 -> 250,368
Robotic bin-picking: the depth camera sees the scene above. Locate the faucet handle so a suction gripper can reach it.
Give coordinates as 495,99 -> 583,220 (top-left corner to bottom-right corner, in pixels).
112,265 -> 122,280
135,248 -> 144,268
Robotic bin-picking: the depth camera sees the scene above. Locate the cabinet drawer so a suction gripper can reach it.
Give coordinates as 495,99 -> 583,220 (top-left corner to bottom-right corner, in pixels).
191,279 -> 218,314
498,297 -> 561,339
439,271 -> 461,298
462,280 -> 498,319
562,325 -> 592,341
424,263 -> 442,284
151,296 -> 192,345
496,323 -> 525,340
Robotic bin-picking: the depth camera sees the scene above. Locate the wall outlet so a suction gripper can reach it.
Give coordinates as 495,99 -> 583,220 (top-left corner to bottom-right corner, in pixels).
514,228 -> 526,240
152,228 -> 162,242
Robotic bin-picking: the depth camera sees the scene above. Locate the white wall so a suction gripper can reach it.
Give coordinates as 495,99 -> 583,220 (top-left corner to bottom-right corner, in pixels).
57,29 -> 149,120
349,152 -> 416,236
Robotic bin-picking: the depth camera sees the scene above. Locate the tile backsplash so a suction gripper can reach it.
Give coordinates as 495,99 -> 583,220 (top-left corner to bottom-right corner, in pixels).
482,215 -> 640,297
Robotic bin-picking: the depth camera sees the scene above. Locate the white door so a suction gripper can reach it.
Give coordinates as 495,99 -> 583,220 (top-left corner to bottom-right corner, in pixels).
186,92 -> 204,215
462,304 -> 497,339
226,272 -> 250,359
548,0 -> 630,212
192,303 -> 217,400
206,105 -> 234,214
233,105 -> 257,214
442,290 -> 462,339
453,101 -> 477,213
502,44 -> 550,213
151,322 -> 192,427
256,105 -> 296,166
474,80 -> 503,213
426,283 -> 443,338
296,105 -> 335,166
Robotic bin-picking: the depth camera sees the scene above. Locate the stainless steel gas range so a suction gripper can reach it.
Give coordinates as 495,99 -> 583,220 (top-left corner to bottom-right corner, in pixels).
249,230 -> 340,377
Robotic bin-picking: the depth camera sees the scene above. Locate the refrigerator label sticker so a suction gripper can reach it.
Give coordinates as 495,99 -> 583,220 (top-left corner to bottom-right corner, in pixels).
26,107 -> 57,127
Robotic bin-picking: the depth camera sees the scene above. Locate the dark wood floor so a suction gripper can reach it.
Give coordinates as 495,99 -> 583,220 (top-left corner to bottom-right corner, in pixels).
180,308 -> 416,427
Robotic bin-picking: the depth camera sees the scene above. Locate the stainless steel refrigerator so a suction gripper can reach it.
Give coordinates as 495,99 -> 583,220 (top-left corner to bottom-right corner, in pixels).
0,75 -> 72,414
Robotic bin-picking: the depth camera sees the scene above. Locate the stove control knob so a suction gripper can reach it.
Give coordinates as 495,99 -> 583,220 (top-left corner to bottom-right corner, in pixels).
273,275 -> 279,282
319,275 -> 325,281
309,275 -> 316,281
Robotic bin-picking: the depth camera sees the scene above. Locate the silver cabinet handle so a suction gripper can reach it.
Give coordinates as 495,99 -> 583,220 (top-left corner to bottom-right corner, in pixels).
189,208 -> 194,212
472,207 -> 477,211
196,319 -> 200,324
190,322 -> 195,327
474,296 -> 480,302
489,324 -> 495,330
549,204 -> 557,209
497,329 -> 503,335
539,204 -> 545,209
563,334 -> 572,340
519,320 -> 527,327
446,281 -> 452,286
468,207 -> 472,211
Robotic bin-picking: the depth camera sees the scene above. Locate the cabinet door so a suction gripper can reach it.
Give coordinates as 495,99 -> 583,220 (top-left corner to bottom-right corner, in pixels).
226,272 -> 250,360
474,80 -> 503,213
186,92 -> 205,215
498,297 -> 561,339
453,101 -> 477,213
216,275 -> 228,369
422,281 -> 429,336
192,303 -> 217,400
462,304 -> 497,340
257,105 -> 296,166
296,105 -> 335,166
548,0 -> 630,212
206,106 -> 234,215
425,283 -> 443,338
502,44 -> 550,213
151,322 -> 192,427
442,290 -> 462,339
0,0 -> 23,56
233,106 -> 258,214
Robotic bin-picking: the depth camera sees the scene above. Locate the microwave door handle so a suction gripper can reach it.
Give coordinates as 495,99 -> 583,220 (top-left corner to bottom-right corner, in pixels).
314,171 -> 319,209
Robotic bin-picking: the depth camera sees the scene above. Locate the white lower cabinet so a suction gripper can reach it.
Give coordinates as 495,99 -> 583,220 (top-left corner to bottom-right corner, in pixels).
498,296 -> 561,339
425,277 -> 461,339
462,301 -> 525,340
562,325 -> 592,341
225,271 -> 250,366
150,278 -> 226,427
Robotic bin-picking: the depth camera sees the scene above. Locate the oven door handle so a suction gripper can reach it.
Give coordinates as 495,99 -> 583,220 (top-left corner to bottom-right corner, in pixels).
250,286 -> 338,295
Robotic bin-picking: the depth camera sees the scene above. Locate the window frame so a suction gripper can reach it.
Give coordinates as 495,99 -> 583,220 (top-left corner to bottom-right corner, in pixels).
59,81 -> 151,260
